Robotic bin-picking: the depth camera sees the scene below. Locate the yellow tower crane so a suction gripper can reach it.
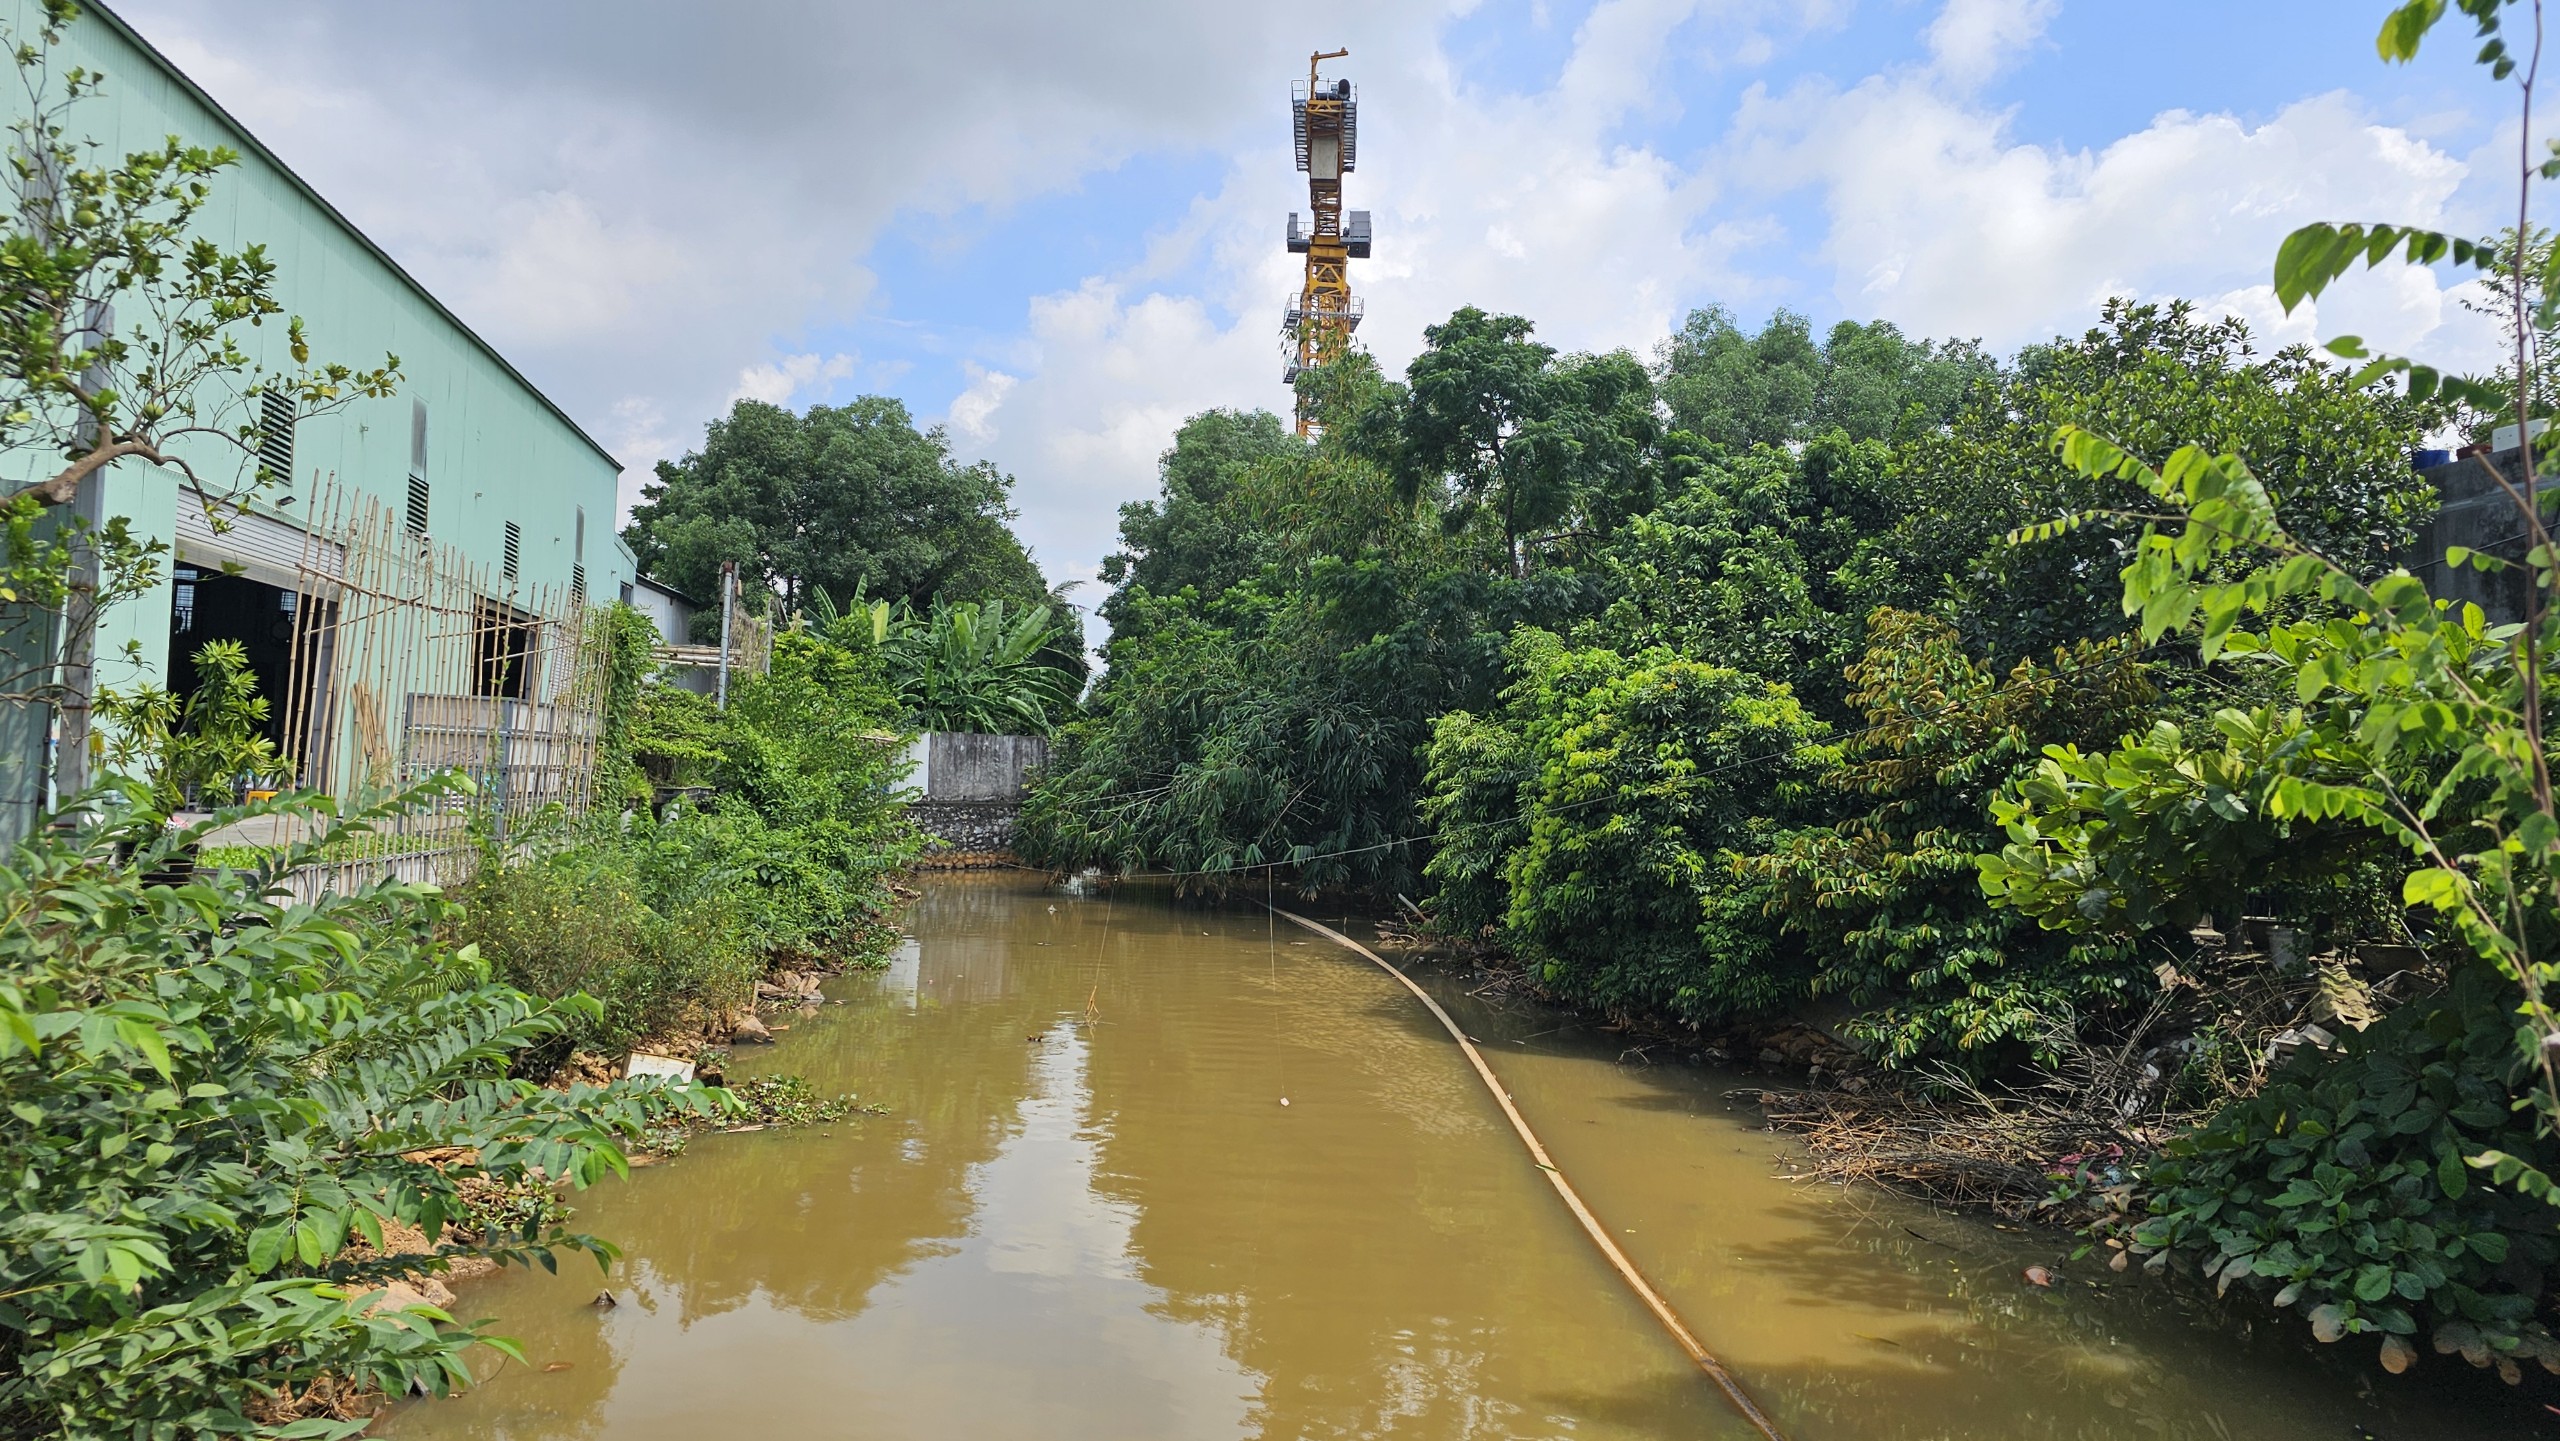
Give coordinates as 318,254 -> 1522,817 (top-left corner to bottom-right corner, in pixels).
1283,48 -> 1368,437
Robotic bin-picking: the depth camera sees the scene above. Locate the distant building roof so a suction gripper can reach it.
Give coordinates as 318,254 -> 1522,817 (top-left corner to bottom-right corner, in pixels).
629,574 -> 704,609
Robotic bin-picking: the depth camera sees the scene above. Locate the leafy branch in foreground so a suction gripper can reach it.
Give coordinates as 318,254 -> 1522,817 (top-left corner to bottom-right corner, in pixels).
0,1 -> 400,512
1991,0 -> 2560,1203
0,782 -> 724,1438
1990,428 -> 2560,1127
1978,428 -> 2560,1358
1974,6 -> 2560,1360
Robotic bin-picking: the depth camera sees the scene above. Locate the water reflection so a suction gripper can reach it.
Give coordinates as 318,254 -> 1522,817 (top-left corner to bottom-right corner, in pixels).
386,877 -> 2551,1441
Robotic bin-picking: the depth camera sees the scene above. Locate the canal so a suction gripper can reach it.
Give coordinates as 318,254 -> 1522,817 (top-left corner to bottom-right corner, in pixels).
386,873 -> 2553,1440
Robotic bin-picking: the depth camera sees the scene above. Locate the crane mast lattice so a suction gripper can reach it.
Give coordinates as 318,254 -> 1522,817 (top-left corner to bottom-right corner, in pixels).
1283,48 -> 1369,437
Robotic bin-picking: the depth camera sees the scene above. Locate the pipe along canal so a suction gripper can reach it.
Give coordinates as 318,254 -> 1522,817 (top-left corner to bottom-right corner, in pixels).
385,873 -> 2554,1440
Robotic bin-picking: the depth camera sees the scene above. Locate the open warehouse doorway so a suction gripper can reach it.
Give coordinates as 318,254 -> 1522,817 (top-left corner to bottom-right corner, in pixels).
166,563 -> 336,792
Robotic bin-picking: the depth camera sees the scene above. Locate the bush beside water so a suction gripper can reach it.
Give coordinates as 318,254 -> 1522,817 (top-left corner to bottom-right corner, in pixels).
451,614 -> 917,1061
0,601 -> 920,1436
0,792 -> 724,1438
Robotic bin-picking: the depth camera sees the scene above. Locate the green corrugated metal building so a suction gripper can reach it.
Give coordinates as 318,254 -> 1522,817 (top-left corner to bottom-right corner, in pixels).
1,0 -> 634,828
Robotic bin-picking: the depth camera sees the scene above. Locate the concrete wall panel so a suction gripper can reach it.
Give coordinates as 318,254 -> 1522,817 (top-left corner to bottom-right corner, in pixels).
923,732 -> 1048,803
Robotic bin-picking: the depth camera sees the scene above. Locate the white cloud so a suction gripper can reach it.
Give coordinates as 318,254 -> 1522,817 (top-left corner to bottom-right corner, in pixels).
729,352 -> 857,408
1728,73 -> 2487,367
111,0 -> 1460,520
116,0 -> 2529,612
946,363 -> 1018,444
1925,0 -> 2057,89
973,281 -> 1269,584
474,193 -> 691,345
603,397 -> 683,482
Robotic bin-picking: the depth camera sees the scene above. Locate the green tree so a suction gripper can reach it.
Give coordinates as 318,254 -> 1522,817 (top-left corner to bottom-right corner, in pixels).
1738,610 -> 2155,1068
1871,299 -> 2440,661
1656,305 -> 1990,450
1023,384 -> 1523,893
1424,628 -> 1831,1024
1589,433 -> 1895,722
0,1 -> 399,512
623,396 -> 1052,628
1098,407 -> 1298,633
1367,307 -> 1661,576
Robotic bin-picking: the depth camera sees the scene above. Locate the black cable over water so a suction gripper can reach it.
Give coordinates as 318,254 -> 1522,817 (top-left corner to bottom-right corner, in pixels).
1266,904 -> 1791,1441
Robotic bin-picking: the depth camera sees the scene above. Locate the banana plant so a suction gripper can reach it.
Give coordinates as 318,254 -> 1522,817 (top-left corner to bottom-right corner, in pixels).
875,598 -> 1079,735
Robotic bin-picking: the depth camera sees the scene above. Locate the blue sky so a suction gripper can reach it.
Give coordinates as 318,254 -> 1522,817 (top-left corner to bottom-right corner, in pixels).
811,1 -> 2499,428
123,0 -> 2531,605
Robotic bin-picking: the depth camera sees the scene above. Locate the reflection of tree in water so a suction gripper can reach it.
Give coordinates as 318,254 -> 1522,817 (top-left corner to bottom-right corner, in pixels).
620,970 -> 1053,1328
1076,889 -> 1736,1440
379,887 -> 1065,1441
1433,982 -> 2549,1441
1725,1198 -> 2553,1441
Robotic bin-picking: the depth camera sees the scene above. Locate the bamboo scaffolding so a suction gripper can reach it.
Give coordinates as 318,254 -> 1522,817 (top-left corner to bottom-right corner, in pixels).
271,475 -> 608,875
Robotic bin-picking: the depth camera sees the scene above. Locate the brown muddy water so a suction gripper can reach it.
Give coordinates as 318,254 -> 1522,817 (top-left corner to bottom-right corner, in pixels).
386,873 -> 2554,1440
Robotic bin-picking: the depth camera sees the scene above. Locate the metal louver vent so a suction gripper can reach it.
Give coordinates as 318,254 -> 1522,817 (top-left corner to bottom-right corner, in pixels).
256,390 -> 294,484
570,563 -> 586,602
502,521 -> 521,582
405,399 -> 430,537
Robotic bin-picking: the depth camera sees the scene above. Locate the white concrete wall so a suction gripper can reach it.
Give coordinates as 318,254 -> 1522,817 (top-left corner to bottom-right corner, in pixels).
915,732 -> 1047,802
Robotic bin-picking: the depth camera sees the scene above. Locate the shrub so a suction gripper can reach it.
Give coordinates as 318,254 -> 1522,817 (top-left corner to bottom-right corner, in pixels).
1426,628 -> 1832,1024
2128,971 -> 2560,1379
458,624 -> 916,1051
448,817 -> 757,1059
94,640 -> 287,808
1738,610 -> 2158,1069
0,787 -> 712,1439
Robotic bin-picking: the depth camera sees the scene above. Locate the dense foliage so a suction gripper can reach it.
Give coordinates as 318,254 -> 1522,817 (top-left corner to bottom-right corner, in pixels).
1945,0 -> 2560,1371
1032,300 -> 2432,1058
1018,241 -> 2560,1366
622,395 -> 1071,640
1656,304 -> 1991,450
1742,611 -> 2158,1066
2127,973 -> 2559,1374
869,596 -> 1082,735
1424,629 -> 1831,1022
455,611 -> 917,1054
1025,358 -> 1532,892
0,786 -> 715,1438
